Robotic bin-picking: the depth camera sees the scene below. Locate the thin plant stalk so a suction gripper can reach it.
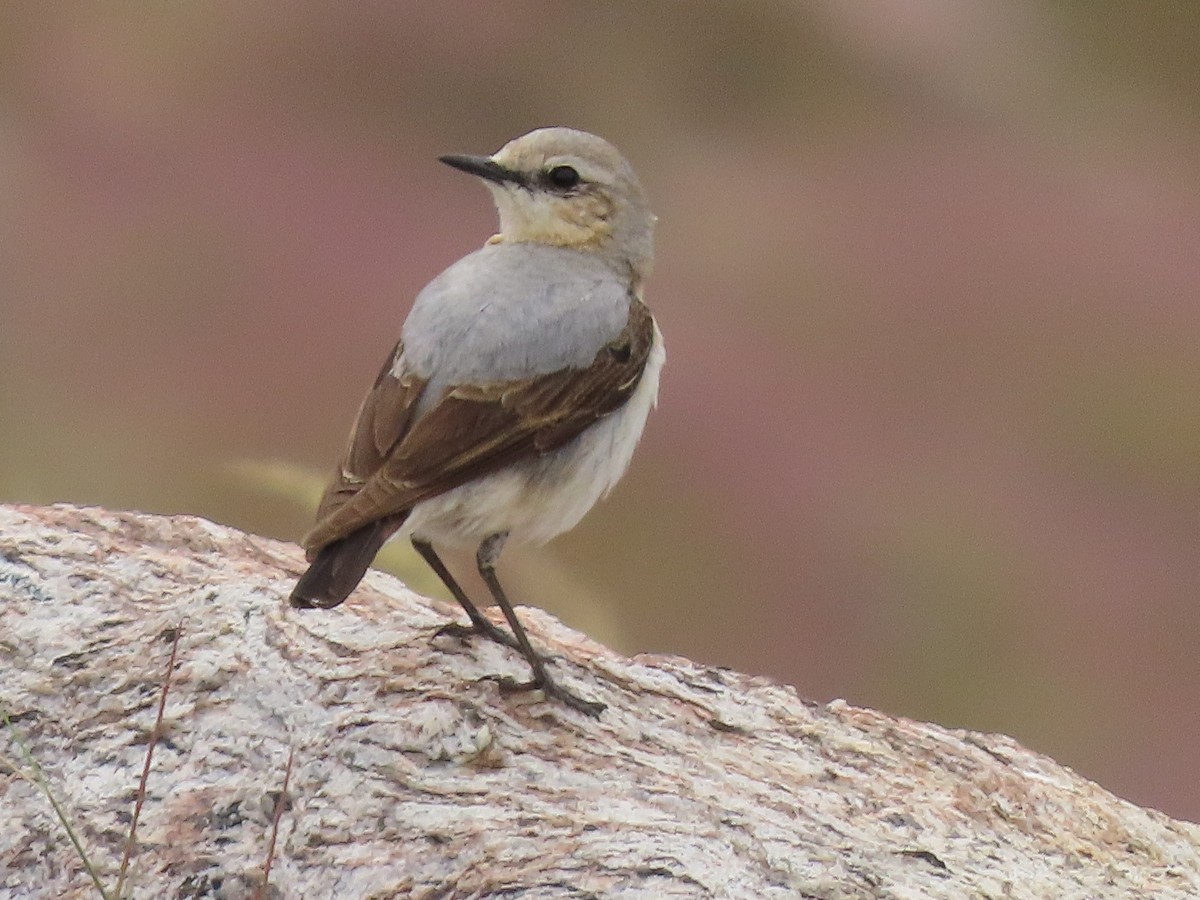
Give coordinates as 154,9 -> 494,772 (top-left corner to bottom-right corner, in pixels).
254,745 -> 296,900
2,707 -> 113,900
115,625 -> 182,897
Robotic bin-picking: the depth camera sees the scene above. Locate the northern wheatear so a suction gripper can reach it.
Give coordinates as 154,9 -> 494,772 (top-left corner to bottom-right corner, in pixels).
290,127 -> 664,716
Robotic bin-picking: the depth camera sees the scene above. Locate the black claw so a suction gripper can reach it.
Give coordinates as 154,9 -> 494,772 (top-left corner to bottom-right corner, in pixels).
433,618 -> 522,652
432,621 -> 475,641
497,674 -> 606,718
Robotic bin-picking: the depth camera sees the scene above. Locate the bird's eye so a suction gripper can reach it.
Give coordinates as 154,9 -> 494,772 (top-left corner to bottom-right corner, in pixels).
546,165 -> 581,190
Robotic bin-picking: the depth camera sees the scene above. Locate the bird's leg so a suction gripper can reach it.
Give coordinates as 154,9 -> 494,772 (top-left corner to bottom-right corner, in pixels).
411,538 -> 520,651
475,532 -> 606,717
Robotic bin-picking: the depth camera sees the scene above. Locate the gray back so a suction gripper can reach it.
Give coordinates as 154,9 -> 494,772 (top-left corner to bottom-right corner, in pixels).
402,243 -> 633,399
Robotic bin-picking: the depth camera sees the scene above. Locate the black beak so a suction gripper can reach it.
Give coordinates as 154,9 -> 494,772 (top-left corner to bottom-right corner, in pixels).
438,154 -> 525,187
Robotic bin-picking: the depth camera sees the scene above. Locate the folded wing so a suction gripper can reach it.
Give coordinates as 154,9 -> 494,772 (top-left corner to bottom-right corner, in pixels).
303,298 -> 655,557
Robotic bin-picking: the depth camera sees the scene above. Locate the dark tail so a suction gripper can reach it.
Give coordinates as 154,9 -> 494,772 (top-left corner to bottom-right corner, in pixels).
289,521 -> 394,609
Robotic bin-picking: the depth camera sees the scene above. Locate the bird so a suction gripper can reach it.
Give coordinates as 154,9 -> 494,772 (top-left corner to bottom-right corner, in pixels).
289,127 -> 664,716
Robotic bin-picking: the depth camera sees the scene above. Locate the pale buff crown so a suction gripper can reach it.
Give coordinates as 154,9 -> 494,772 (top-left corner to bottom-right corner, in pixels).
448,127 -> 655,283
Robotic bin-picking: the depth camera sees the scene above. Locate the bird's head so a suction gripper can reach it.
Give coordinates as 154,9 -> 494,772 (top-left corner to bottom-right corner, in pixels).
440,127 -> 655,281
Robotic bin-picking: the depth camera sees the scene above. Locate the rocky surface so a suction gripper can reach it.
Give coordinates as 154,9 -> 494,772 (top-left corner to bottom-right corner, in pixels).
2,503 -> 1198,898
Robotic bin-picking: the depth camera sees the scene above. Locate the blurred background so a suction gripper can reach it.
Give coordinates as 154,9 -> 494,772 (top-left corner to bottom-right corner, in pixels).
3,2 -> 1200,820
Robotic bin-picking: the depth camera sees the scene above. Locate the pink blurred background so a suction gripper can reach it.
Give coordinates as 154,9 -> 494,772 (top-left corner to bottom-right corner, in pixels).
4,3 -> 1200,820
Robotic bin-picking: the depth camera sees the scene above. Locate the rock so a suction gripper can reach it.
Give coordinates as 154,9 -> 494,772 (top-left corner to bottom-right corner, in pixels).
1,503 -> 1198,898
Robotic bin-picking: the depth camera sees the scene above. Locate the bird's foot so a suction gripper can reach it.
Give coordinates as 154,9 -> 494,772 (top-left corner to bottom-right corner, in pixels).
433,618 -> 522,652
497,673 -> 606,718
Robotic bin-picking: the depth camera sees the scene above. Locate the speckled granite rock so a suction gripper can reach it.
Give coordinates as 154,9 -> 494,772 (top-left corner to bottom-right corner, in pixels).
1,503 -> 1198,898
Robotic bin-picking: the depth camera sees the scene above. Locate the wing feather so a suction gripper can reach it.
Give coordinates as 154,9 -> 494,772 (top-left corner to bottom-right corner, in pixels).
310,343 -> 427,529
302,299 -> 654,554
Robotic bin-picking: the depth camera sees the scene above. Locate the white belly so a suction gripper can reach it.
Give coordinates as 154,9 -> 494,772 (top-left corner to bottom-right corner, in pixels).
404,323 -> 665,548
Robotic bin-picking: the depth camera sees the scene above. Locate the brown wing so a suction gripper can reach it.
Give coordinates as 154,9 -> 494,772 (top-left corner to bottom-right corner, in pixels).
309,341 -> 427,531
302,299 -> 655,554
